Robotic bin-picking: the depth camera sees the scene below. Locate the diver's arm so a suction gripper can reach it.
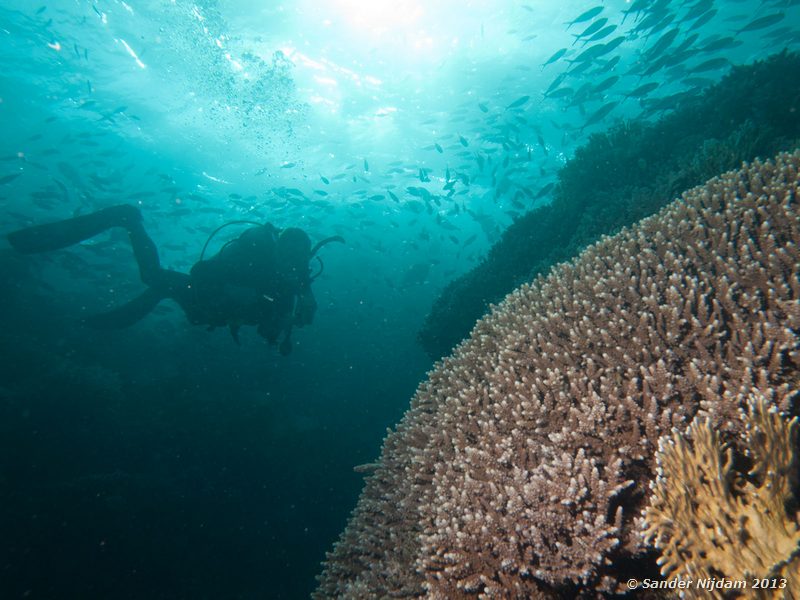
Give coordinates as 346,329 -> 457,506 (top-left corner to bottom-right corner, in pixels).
256,309 -> 293,355
293,284 -> 317,327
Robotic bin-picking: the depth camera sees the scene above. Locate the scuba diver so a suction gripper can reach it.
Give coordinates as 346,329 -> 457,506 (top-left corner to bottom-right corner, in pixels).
6,204 -> 343,355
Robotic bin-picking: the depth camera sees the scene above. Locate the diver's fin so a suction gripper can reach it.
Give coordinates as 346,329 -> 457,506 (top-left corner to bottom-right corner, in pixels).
83,287 -> 163,329
7,204 -> 141,254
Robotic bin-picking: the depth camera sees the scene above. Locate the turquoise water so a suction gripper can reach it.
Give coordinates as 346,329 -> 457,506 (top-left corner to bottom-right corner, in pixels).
0,0 -> 798,597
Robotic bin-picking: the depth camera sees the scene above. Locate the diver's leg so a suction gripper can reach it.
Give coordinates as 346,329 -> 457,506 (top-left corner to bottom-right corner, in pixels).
146,269 -> 199,322
84,288 -> 165,329
10,205 -> 203,328
9,204 -> 167,287
126,219 -> 162,286
7,204 -> 143,254
84,268 -> 195,329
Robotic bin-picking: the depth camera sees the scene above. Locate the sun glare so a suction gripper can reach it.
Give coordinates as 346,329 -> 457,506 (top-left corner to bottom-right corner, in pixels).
331,0 -> 424,36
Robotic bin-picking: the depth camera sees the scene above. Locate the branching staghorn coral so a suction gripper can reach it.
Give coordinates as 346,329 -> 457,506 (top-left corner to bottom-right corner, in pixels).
316,151 -> 800,598
643,395 -> 800,599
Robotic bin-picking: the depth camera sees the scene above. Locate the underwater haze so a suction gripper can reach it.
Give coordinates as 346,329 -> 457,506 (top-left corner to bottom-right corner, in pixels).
0,0 -> 798,598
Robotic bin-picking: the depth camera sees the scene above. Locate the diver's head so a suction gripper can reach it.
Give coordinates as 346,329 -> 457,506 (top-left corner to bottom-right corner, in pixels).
276,227 -> 312,280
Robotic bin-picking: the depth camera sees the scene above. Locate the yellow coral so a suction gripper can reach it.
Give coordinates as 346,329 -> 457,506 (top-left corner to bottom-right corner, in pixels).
643,396 -> 800,599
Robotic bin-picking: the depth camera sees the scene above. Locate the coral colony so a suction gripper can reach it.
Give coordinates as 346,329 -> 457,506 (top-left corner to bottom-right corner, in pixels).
644,395 -> 799,597
317,152 -> 800,597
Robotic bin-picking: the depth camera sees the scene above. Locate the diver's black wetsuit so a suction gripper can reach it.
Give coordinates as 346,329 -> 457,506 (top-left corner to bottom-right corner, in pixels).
7,204 -> 323,353
187,223 -> 318,348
